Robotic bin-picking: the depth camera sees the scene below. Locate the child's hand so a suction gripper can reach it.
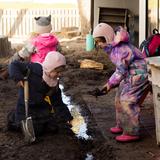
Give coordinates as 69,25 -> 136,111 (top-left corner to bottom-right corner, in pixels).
102,83 -> 110,92
88,87 -> 107,97
16,80 -> 24,87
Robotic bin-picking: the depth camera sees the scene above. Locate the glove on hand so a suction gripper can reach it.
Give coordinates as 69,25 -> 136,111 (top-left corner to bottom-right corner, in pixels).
88,87 -> 107,97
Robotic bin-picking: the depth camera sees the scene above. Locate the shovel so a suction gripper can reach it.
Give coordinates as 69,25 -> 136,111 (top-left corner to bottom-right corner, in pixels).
21,77 -> 36,144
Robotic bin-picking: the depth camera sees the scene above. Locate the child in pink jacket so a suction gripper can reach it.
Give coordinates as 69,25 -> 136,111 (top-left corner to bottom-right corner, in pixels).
30,15 -> 60,64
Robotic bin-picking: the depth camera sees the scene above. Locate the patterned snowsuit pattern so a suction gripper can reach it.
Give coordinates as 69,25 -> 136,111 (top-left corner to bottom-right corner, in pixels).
105,29 -> 150,135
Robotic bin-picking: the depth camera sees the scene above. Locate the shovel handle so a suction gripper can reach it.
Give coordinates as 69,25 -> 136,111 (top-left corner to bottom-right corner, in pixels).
24,78 -> 29,101
24,78 -> 29,117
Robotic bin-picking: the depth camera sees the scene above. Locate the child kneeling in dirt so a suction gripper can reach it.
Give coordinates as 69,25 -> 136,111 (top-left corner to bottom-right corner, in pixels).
8,51 -> 73,136
91,23 -> 151,142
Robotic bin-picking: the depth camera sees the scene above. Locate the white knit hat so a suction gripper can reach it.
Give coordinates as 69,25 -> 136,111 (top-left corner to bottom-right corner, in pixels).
34,15 -> 52,34
93,23 -> 115,44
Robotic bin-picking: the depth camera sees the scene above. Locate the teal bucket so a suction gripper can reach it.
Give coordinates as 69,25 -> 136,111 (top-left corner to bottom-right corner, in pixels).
86,33 -> 94,51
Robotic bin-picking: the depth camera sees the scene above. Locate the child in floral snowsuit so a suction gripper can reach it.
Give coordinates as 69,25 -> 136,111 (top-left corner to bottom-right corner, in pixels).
92,23 -> 151,142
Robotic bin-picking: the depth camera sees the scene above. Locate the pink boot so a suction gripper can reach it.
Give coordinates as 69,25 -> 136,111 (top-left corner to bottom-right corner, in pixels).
116,134 -> 140,142
110,126 -> 123,134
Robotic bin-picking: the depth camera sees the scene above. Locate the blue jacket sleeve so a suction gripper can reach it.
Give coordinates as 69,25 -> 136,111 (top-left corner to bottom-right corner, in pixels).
9,60 -> 29,82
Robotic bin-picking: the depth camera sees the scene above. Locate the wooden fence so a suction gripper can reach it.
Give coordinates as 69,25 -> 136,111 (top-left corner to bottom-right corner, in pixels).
0,8 -> 80,39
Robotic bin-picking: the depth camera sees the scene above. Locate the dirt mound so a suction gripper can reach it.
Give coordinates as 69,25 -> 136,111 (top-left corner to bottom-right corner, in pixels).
0,38 -> 158,160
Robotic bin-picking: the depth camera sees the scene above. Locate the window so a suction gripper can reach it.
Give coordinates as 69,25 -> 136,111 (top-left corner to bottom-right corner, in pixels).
147,0 -> 159,37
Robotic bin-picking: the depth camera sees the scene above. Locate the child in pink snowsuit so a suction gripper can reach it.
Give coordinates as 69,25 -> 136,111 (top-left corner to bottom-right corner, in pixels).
30,15 -> 60,64
92,23 -> 151,142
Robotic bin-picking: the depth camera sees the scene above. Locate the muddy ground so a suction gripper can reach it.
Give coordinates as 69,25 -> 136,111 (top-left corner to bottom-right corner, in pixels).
0,38 -> 160,160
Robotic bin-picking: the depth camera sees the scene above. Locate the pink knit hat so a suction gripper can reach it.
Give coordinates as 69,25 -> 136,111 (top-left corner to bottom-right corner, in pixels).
93,23 -> 115,44
42,51 -> 66,87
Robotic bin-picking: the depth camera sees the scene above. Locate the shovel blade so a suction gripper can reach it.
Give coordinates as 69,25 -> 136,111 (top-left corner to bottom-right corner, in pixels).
21,117 -> 36,144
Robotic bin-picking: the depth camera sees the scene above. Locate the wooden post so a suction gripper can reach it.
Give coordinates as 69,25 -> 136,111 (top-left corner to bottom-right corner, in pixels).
0,36 -> 12,57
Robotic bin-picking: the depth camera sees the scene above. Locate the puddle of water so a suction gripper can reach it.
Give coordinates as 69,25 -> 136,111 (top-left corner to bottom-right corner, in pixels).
60,84 -> 94,160
85,153 -> 94,160
60,84 -> 92,140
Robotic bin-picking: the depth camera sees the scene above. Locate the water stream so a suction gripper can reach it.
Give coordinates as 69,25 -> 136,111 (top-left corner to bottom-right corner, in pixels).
60,84 -> 94,160
60,84 -> 92,140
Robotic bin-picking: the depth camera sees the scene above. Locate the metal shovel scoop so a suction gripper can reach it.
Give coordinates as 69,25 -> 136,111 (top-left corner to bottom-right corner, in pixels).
21,77 -> 36,144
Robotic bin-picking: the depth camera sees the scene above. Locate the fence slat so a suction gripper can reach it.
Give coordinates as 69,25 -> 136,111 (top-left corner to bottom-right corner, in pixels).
1,8 -> 80,39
